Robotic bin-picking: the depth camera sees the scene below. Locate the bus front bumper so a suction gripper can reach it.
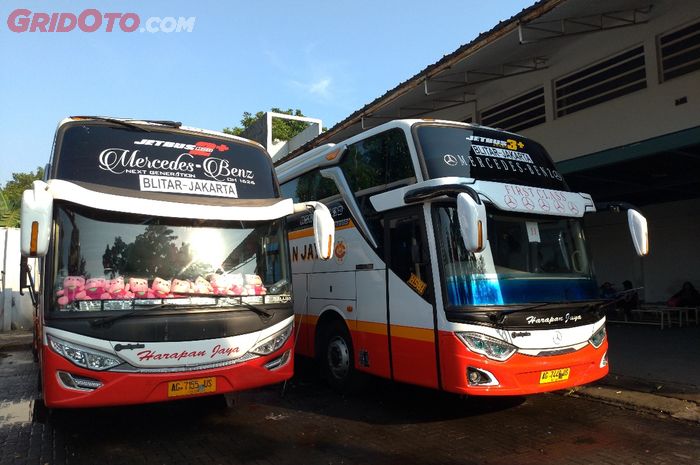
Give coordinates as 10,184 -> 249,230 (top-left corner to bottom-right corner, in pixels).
40,337 -> 293,408
439,332 -> 609,396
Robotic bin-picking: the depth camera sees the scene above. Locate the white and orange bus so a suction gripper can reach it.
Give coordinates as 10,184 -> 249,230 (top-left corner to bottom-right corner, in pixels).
20,116 -> 334,408
276,119 -> 648,395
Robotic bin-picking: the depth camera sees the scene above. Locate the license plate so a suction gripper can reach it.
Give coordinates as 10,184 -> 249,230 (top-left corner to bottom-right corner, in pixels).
168,377 -> 216,397
539,368 -> 570,384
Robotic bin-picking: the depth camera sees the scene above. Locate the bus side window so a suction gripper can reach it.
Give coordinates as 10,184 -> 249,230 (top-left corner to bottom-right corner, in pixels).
340,129 -> 413,249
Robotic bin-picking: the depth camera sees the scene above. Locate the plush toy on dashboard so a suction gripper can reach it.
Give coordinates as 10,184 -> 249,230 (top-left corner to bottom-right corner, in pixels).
105,277 -> 133,299
151,277 -> 173,298
81,277 -> 109,300
56,276 -> 86,306
211,274 -> 235,296
171,278 -> 192,297
129,278 -> 154,299
245,274 -> 266,296
230,273 -> 246,295
193,276 -> 213,294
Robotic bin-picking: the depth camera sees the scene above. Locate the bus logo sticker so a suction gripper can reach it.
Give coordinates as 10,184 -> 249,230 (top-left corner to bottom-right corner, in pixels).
538,198 -> 550,211
443,154 -> 458,166
522,197 -> 535,210
568,202 -> 579,215
189,141 -> 230,157
407,273 -> 427,296
334,241 -> 347,263
504,195 -> 517,209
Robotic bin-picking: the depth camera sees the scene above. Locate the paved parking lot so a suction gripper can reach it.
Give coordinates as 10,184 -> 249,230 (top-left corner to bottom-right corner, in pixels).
1,350 -> 699,465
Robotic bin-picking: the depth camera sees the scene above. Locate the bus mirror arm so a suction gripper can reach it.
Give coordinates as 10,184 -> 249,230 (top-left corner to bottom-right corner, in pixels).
595,202 -> 649,257
294,201 -> 336,260
19,257 -> 38,309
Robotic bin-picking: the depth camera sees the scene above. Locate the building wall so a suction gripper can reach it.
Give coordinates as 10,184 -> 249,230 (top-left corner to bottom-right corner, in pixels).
0,228 -> 37,332
585,198 -> 700,303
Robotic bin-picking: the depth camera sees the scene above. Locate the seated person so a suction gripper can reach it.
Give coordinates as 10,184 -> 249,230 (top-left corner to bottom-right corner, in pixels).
667,282 -> 700,307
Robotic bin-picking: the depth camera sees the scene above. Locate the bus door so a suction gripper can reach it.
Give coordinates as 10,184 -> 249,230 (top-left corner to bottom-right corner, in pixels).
383,208 -> 439,389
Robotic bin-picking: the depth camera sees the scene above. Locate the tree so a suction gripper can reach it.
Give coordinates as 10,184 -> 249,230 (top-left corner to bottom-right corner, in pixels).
224,108 -> 311,142
0,167 -> 44,228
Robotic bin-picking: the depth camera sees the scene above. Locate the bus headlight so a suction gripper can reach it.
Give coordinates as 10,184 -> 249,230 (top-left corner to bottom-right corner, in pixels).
250,324 -> 293,356
456,332 -> 517,361
48,335 -> 122,371
589,326 -> 606,348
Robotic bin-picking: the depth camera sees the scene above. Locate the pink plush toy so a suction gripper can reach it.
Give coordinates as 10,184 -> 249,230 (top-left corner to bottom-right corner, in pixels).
105,277 -> 133,300
151,277 -> 173,298
193,276 -> 213,294
56,276 -> 86,306
129,278 -> 154,299
245,274 -> 266,296
171,278 -> 192,297
80,277 -> 109,300
211,274 -> 234,295
231,273 -> 246,296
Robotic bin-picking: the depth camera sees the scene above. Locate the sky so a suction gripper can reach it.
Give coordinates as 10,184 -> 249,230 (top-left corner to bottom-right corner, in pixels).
0,0 -> 533,185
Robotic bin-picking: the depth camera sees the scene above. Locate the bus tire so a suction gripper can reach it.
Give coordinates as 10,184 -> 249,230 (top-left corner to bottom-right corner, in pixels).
320,320 -> 357,392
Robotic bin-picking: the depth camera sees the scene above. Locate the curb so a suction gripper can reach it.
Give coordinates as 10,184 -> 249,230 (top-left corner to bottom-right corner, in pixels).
566,384 -> 700,423
0,331 -> 34,352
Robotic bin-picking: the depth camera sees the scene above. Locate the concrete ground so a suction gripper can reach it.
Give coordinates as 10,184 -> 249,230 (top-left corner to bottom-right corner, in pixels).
1,322 -> 698,422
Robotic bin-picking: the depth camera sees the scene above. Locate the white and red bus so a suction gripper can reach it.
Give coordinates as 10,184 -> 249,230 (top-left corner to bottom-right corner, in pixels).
20,116 -> 334,408
276,119 -> 648,395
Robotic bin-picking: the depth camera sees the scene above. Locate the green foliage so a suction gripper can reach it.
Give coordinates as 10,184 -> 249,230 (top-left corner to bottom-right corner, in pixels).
224,108 -> 311,142
0,167 -> 44,228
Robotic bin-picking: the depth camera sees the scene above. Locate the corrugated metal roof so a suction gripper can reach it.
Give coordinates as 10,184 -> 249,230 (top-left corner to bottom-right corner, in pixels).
277,0 -> 566,164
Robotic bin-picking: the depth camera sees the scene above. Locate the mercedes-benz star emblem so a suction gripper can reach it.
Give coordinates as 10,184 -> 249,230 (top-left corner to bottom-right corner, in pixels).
522,197 -> 534,210
553,331 -> 563,345
504,195 -> 517,209
443,154 -> 458,166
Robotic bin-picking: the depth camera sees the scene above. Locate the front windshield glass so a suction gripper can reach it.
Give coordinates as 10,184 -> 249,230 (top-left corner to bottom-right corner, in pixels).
51,205 -> 290,312
434,206 -> 598,308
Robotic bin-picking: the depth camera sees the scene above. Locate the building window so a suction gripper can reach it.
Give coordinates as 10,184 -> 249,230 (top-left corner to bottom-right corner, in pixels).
658,19 -> 700,82
554,45 -> 647,118
480,87 -> 546,132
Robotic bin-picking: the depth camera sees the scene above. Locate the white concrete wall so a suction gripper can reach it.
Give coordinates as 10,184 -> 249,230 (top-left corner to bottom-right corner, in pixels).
585,198 -> 700,303
434,0 -> 700,162
0,228 -> 37,331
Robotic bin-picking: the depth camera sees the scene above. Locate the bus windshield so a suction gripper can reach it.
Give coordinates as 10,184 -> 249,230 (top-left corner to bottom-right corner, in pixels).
51,204 -> 290,312
434,206 -> 598,308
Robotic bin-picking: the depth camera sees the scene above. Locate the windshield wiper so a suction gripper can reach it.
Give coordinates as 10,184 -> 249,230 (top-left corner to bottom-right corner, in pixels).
89,303 -> 170,327
237,301 -> 273,319
72,116 -> 152,132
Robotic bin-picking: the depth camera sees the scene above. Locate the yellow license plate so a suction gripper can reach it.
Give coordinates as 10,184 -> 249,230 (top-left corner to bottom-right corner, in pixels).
539,368 -> 570,384
168,377 -> 217,397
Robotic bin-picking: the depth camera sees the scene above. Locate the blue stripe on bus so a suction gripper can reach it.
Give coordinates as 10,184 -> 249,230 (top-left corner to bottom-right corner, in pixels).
446,276 -> 598,306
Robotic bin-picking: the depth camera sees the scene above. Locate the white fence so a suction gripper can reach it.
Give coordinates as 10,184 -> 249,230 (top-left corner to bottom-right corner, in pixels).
0,228 -> 37,332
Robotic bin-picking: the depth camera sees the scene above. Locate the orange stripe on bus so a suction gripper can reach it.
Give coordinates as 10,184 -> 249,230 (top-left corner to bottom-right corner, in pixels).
297,314 -> 433,343
390,324 -> 435,343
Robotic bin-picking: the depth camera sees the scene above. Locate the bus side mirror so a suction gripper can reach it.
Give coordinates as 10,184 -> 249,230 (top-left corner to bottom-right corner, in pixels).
457,192 -> 487,253
627,209 -> 649,257
20,180 -> 53,257
312,202 -> 335,260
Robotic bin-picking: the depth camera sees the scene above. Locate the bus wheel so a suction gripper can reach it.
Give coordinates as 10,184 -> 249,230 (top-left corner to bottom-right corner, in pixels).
321,321 -> 356,391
